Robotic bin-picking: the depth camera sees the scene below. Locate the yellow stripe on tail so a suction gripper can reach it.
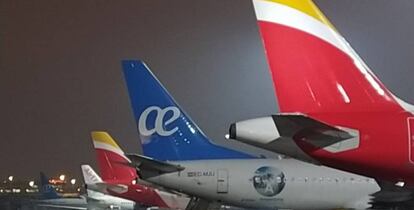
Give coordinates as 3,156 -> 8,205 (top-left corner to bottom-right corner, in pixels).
264,0 -> 336,30
91,131 -> 121,150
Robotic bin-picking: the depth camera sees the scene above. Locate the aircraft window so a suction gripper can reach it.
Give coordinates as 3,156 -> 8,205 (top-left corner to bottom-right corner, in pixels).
304,177 -> 308,182
311,177 -> 317,182
335,178 -> 339,183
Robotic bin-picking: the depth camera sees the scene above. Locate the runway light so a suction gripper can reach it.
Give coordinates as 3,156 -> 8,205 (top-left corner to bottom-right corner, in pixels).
59,175 -> 66,181
29,181 -> 35,187
70,179 -> 76,185
8,176 -> 13,182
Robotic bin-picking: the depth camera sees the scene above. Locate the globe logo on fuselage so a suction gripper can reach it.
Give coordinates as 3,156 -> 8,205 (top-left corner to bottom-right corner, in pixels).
252,166 -> 285,197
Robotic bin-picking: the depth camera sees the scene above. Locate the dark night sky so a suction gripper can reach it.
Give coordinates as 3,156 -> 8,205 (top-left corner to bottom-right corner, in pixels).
1,0 -> 414,180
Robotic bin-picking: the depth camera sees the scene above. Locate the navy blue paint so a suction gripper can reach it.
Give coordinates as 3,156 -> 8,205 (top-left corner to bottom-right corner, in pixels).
39,172 -> 61,199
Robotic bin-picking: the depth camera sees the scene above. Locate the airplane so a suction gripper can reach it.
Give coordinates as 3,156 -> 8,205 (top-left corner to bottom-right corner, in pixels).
35,172 -> 135,210
228,0 -> 414,187
117,59 -> 384,210
90,131 -> 191,209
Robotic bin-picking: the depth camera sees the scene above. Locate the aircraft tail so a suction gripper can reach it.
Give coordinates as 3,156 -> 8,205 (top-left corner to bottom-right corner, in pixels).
91,131 -> 138,182
122,60 -> 254,161
39,172 -> 61,199
81,165 -> 103,185
253,0 -> 411,114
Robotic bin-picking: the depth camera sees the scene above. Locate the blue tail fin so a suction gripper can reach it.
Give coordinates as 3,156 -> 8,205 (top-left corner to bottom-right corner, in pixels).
39,172 -> 61,199
122,60 -> 254,161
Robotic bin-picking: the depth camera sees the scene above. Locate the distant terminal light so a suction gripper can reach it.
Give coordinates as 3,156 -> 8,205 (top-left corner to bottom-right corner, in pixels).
50,179 -> 65,185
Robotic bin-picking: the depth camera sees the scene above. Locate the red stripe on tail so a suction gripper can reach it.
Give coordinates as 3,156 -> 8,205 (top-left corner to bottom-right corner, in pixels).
258,21 -> 403,114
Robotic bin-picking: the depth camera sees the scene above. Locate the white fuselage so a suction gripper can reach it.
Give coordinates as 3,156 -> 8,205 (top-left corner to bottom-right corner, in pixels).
38,190 -> 135,210
87,190 -> 136,210
144,158 -> 380,210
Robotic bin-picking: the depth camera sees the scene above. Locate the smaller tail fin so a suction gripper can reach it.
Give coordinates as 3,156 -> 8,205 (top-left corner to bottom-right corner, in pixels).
39,172 -> 61,199
91,131 -> 138,182
81,165 -> 103,185
81,164 -> 129,195
81,165 -> 110,198
122,60 -> 254,161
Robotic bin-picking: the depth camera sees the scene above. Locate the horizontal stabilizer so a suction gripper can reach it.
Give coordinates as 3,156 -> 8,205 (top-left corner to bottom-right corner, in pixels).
273,113 -> 355,147
126,154 -> 185,174
87,182 -> 129,194
230,113 -> 360,158
101,183 -> 128,194
36,204 -> 86,210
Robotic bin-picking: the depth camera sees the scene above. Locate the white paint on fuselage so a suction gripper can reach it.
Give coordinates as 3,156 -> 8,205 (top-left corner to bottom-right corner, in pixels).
38,190 -> 135,210
146,159 -> 380,210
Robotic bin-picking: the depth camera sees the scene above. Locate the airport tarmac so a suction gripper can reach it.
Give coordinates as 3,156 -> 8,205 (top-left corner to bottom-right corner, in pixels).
0,194 -> 248,210
0,194 -> 38,210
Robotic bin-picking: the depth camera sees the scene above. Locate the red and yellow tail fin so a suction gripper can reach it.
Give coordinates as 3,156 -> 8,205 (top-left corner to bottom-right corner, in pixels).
92,131 -> 138,182
253,0 -> 403,114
